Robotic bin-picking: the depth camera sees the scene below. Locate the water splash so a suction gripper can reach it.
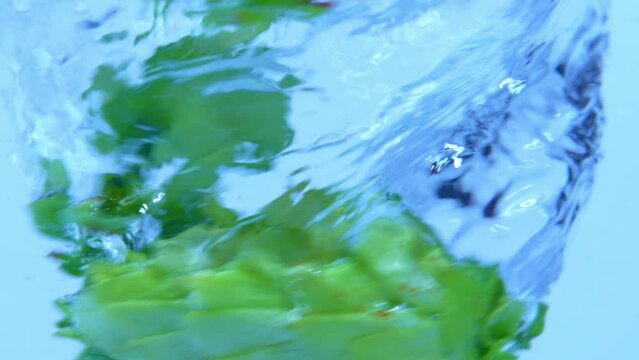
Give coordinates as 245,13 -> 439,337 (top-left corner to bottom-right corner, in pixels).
3,0 -> 607,305
1,0 -> 607,357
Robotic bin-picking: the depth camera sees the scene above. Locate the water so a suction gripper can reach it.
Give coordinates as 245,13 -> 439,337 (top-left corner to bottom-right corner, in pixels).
0,0 -> 608,359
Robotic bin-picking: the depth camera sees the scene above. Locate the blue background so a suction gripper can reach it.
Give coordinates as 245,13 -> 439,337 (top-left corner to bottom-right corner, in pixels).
521,1 -> 639,358
1,1 -> 637,358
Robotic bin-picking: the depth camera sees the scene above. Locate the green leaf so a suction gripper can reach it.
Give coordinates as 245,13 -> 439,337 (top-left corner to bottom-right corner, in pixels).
63,191 -> 544,359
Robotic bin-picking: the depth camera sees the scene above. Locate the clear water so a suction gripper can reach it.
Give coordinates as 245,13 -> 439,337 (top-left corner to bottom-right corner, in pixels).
0,0 -> 608,356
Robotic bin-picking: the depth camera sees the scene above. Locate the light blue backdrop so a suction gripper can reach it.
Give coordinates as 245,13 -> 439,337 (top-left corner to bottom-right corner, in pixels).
520,1 -> 639,358
1,1 -> 637,359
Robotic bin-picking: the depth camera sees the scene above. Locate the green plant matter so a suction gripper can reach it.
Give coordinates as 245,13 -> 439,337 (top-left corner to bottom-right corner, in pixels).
29,1 -> 546,359
58,185 -> 545,360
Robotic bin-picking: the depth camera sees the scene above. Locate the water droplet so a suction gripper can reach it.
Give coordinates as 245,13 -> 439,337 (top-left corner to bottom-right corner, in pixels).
499,77 -> 527,95
152,192 -> 165,204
